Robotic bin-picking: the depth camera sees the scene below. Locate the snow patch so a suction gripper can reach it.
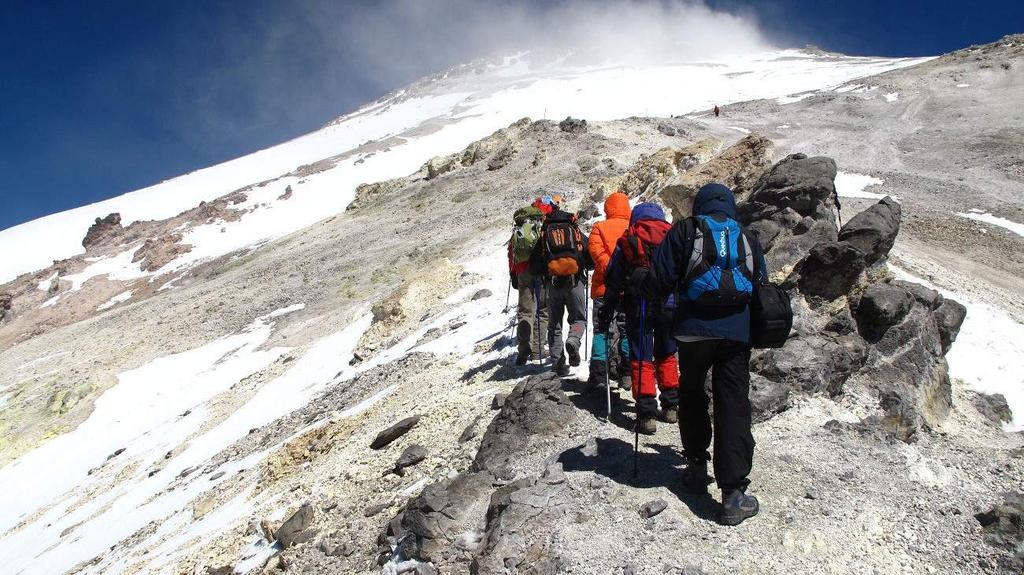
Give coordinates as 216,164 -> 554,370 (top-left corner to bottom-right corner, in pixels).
834,171 -> 892,201
883,92 -> 899,102
37,272 -> 58,292
954,211 -> 1024,237
40,295 -> 59,308
956,83 -> 970,88
727,126 -> 751,134
96,290 -> 133,311
775,92 -> 815,104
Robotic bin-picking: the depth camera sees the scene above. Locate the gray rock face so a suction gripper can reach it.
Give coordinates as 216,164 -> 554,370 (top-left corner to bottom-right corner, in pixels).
276,503 -> 315,548
934,299 -> 968,353
855,283 -> 915,341
970,392 -> 1013,425
796,241 -> 866,300
837,197 -> 901,265
371,416 -> 421,450
743,154 -> 839,225
975,492 -> 1024,573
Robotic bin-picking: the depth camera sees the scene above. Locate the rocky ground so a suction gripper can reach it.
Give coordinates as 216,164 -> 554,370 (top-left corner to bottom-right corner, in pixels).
0,36 -> 1022,575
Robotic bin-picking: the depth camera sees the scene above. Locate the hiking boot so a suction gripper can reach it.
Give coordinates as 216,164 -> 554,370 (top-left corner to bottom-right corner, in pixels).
553,357 -> 570,377
587,360 -> 608,390
618,373 -> 632,391
565,338 -> 581,367
682,457 -> 711,490
661,406 -> 678,424
515,351 -> 529,366
720,490 -> 759,526
637,415 -> 657,435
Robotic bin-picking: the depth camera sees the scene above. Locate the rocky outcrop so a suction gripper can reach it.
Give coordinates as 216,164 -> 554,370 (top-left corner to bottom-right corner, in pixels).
132,233 -> 193,272
740,152 -> 964,437
975,493 -> 1024,573
471,373 -> 576,477
739,153 -> 840,273
558,117 -> 587,134
659,134 -> 773,219
380,373 -> 575,572
82,213 -> 123,248
0,292 -> 10,324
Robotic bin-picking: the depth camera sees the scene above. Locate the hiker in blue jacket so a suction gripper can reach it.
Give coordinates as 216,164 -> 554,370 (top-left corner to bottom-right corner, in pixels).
635,182 -> 768,526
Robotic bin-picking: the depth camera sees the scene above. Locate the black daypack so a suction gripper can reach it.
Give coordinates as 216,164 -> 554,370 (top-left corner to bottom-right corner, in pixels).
543,214 -> 584,277
750,281 -> 793,348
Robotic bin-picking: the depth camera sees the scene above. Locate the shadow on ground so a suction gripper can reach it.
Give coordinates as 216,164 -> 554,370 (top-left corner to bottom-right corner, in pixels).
558,436 -> 721,522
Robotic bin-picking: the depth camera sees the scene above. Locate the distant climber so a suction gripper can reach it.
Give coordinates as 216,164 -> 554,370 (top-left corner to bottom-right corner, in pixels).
586,191 -> 632,391
598,202 -> 678,435
713,104 -> 721,118
508,204 -> 548,365
640,183 -> 768,526
530,202 -> 591,377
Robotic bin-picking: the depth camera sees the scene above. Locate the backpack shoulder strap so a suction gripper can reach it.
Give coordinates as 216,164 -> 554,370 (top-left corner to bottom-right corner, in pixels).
683,216 -> 707,283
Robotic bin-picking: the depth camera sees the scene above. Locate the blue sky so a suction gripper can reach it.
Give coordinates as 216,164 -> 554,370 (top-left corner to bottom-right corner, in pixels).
0,0 -> 1020,231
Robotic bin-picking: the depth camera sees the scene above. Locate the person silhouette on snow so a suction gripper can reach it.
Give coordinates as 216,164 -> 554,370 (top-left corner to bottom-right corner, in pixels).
598,202 -> 679,435
529,201 -> 591,377
636,182 -> 768,526
587,191 -> 632,391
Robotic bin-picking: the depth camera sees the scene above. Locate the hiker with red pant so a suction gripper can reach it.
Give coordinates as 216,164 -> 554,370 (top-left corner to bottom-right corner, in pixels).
597,202 -> 679,434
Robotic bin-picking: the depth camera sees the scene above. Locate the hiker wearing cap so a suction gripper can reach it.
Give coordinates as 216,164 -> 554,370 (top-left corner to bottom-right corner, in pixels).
587,191 -> 632,391
597,202 -> 679,434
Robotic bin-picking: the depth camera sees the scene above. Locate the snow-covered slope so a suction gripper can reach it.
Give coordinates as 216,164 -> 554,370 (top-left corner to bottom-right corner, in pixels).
0,50 -> 929,285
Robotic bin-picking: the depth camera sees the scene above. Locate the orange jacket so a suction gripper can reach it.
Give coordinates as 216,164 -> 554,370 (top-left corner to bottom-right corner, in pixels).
588,192 -> 631,298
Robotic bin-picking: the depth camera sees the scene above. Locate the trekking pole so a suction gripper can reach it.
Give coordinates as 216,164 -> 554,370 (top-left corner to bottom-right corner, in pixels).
583,273 -> 590,363
533,279 -> 542,365
605,329 -> 612,422
503,277 -> 512,314
634,298 -> 647,479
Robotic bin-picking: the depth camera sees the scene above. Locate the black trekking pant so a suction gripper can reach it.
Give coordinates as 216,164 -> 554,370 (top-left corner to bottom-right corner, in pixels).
677,339 -> 754,492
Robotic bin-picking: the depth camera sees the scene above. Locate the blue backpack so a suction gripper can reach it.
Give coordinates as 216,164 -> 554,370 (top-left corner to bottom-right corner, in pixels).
682,215 -> 755,306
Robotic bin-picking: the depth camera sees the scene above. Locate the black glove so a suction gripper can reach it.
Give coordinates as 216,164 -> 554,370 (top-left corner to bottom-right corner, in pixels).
511,273 -> 519,290
626,268 -> 659,302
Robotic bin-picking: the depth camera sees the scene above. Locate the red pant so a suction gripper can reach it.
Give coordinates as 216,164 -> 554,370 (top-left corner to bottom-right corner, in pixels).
631,355 -> 679,416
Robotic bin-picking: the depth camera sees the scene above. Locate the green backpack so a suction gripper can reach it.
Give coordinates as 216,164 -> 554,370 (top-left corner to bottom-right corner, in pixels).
511,206 -> 544,265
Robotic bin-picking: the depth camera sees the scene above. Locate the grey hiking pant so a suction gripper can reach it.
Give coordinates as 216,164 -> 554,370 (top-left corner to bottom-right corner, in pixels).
516,271 -> 549,358
547,275 -> 587,365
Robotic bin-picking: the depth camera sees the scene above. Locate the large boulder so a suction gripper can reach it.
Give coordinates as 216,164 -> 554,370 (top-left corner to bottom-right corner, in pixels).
471,373 -> 576,477
837,197 -> 901,265
0,292 -> 11,323
795,241 -> 867,300
741,153 -> 839,225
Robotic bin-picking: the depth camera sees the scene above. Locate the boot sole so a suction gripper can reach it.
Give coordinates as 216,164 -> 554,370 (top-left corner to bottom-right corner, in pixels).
566,344 -> 581,367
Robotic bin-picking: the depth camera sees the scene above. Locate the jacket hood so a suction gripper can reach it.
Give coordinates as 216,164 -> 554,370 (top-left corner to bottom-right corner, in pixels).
629,202 -> 666,226
603,192 -> 631,220
692,183 -> 737,218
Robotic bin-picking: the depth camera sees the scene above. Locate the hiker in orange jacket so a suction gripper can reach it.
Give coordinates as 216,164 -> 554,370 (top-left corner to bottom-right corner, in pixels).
587,191 -> 632,389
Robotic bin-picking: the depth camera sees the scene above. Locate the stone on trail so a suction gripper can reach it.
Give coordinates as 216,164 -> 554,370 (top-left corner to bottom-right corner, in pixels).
275,503 -> 315,548
639,499 -> 668,518
470,288 -> 492,301
491,392 -> 508,410
371,416 -> 421,450
394,445 -> 428,476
